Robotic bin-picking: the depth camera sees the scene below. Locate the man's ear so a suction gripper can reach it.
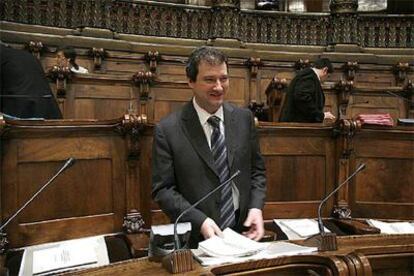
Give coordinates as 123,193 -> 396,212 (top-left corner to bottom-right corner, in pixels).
188,79 -> 195,89
322,67 -> 329,75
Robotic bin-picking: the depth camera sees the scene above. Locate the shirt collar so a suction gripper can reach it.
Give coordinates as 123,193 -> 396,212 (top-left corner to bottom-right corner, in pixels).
192,97 -> 224,126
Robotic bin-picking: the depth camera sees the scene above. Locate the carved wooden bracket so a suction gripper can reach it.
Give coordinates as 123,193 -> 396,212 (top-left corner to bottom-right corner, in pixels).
48,65 -> 71,97
294,59 -> 311,71
25,41 -> 44,59
265,77 -> 287,122
248,102 -> 267,122
342,61 -> 359,81
132,71 -> 155,102
332,206 -> 352,219
120,113 -> 147,159
337,119 -> 361,158
144,51 -> 161,73
123,209 -> 148,234
245,57 -> 263,78
89,47 -> 106,70
403,80 -> 414,117
393,62 -> 410,83
0,231 -> 8,255
335,80 -> 354,117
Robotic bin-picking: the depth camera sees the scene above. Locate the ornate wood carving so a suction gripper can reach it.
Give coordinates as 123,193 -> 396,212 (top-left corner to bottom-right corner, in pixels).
266,77 -> 288,122
248,102 -> 267,122
335,80 -> 354,117
393,62 -> 410,83
336,119 -> 361,158
245,57 -> 262,78
144,51 -> 161,73
294,59 -> 311,71
47,65 -> 71,97
120,113 -> 147,159
342,61 -> 359,81
25,41 -> 44,59
132,71 -> 155,102
0,232 -> 8,255
1,0 -> 412,48
89,47 -> 106,70
403,80 -> 414,118
123,209 -> 147,234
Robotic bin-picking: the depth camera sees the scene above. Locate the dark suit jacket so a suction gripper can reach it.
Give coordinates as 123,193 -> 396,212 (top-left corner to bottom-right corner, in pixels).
0,45 -> 62,119
280,67 -> 325,123
152,101 -> 266,247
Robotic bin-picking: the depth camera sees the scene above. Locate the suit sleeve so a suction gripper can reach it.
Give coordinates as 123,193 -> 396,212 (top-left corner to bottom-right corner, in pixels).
248,112 -> 267,210
151,123 -> 208,231
293,78 -> 324,122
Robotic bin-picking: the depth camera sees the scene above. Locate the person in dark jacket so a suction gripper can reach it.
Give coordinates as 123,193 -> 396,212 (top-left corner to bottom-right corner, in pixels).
280,58 -> 335,123
0,44 -> 62,119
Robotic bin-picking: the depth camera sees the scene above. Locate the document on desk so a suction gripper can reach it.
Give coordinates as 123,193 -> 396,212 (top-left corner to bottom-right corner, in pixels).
367,219 -> 414,234
193,241 -> 317,266
274,219 -> 331,239
198,228 -> 268,257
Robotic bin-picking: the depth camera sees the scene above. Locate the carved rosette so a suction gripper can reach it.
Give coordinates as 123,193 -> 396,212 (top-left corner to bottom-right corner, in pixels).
245,57 -> 263,78
132,71 -> 155,102
89,47 -> 106,70
329,0 -> 358,13
337,119 -> 361,158
123,210 -> 147,234
335,80 -> 354,117
25,41 -> 44,59
342,61 -> 359,81
144,51 -> 161,73
393,62 -> 410,83
294,59 -> 311,71
265,77 -> 287,122
48,65 -> 71,97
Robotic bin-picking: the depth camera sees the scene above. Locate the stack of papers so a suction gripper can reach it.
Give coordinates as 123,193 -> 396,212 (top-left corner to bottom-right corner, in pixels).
274,219 -> 330,240
198,228 -> 267,257
367,219 -> 414,234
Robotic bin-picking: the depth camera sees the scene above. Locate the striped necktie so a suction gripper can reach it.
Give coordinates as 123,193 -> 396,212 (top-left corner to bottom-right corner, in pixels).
207,116 -> 236,229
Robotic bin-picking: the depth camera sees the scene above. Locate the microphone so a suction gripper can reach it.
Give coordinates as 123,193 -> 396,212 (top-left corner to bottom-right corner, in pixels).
173,169 -> 241,250
0,158 -> 76,232
317,163 -> 366,234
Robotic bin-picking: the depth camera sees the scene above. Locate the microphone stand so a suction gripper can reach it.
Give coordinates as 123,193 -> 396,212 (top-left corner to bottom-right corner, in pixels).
0,158 -> 76,255
305,164 -> 366,251
162,170 -> 241,274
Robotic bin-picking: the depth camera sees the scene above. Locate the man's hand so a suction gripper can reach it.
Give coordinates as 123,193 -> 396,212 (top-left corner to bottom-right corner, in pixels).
324,111 -> 336,121
200,218 -> 223,240
242,208 -> 264,241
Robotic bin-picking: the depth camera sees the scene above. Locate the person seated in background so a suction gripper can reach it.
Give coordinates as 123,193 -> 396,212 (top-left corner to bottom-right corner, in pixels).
56,46 -> 89,74
280,58 -> 335,123
0,43 -> 62,119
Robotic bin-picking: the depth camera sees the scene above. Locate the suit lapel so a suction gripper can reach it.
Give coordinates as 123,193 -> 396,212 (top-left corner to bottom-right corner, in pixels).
181,102 -> 219,177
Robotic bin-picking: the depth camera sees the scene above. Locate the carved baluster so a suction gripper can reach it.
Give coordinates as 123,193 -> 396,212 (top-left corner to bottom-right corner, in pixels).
89,47 -> 106,70
393,62 -> 410,84
132,71 -> 154,121
342,61 -> 359,81
335,80 -> 354,118
265,77 -> 287,122
144,51 -> 161,73
25,41 -> 44,59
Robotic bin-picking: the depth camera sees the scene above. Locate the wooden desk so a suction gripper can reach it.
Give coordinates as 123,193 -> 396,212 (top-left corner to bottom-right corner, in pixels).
61,234 -> 414,276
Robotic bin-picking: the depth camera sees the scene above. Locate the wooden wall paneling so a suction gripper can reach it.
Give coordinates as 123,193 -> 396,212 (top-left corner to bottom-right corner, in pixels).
258,125 -> 336,219
1,122 -> 128,247
349,127 -> 414,219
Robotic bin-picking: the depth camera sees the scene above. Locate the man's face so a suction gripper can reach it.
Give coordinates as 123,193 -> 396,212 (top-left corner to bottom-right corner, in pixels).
319,67 -> 329,82
189,61 -> 229,114
56,51 -> 69,67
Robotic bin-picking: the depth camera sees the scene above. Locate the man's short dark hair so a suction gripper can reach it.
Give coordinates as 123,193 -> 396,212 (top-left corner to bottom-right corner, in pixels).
56,46 -> 79,69
313,58 -> 333,73
186,46 -> 228,82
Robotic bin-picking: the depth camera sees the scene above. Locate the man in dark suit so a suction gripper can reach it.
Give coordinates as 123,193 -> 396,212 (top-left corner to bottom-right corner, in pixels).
0,44 -> 62,119
152,46 -> 266,248
280,58 -> 335,123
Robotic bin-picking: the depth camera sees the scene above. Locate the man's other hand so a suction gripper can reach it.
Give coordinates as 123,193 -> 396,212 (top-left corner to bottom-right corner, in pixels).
324,111 -> 336,121
242,208 -> 264,241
